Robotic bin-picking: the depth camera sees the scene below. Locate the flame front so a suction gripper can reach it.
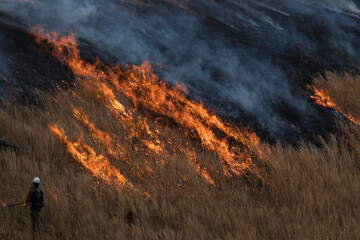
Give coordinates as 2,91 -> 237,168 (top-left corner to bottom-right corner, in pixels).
49,124 -> 133,191
73,108 -> 127,160
32,26 -> 265,186
310,85 -> 360,126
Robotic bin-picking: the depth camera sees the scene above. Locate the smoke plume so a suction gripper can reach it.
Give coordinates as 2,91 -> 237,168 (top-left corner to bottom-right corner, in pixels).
1,0 -> 360,142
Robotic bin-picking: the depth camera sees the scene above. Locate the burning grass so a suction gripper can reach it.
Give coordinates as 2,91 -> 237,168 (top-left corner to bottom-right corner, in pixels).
1,36 -> 360,239
309,71 -> 360,126
29,26 -> 265,181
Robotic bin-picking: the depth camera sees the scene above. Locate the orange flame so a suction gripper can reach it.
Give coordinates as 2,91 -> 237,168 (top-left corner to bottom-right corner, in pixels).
310,85 -> 360,126
49,124 -> 133,190
185,149 -> 216,186
73,108 -> 127,159
81,80 -> 165,159
47,189 -> 59,201
31,26 -> 264,181
344,139 -> 360,154
0,200 -> 5,207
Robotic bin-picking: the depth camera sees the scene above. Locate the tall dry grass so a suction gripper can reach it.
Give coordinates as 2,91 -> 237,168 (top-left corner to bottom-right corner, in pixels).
312,71 -> 360,119
0,72 -> 360,239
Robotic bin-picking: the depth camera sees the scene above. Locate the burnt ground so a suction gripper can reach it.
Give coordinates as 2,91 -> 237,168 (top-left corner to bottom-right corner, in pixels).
194,11 -> 359,144
0,13 -> 74,104
0,11 -> 355,144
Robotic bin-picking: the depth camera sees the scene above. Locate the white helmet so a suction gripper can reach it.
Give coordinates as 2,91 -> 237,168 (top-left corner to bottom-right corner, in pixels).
33,177 -> 40,185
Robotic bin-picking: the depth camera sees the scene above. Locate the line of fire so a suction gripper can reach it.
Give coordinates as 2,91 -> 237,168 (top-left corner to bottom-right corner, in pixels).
29,25 -> 271,195
27,25 -> 360,198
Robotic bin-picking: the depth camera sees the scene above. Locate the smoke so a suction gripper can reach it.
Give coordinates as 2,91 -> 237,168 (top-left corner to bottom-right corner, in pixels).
1,0 -> 360,141
0,34 -> 11,101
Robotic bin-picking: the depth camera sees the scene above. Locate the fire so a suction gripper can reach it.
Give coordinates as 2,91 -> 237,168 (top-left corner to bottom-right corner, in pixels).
185,149 -> 216,186
310,85 -> 360,126
0,200 -> 5,207
74,86 -> 214,185
49,124 -> 133,191
47,189 -> 59,201
31,26 -> 265,182
73,108 -> 127,159
344,139 -> 360,154
81,80 -> 165,160
73,107 -> 158,179
143,140 -> 163,155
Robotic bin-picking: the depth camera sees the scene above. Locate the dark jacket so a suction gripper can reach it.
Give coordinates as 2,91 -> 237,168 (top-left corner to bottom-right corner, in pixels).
25,185 -> 44,211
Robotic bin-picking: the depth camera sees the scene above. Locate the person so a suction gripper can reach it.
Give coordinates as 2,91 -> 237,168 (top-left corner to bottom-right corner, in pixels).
126,211 -> 135,226
25,177 -> 44,233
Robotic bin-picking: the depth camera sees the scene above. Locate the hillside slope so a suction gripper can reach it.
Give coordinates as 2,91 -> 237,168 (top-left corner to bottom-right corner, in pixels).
1,30 -> 360,239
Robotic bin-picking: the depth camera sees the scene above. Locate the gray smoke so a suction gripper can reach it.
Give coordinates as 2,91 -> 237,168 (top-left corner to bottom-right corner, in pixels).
1,0 -> 360,141
0,34 -> 11,101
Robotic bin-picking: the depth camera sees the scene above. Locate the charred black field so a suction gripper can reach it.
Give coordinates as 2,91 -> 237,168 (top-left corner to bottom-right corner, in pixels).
1,1 -> 360,239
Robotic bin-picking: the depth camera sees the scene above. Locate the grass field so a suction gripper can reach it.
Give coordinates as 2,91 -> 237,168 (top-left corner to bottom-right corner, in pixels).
1,68 -> 360,240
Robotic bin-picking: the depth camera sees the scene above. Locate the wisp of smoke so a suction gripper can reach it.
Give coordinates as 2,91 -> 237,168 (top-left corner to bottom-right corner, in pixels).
1,0 -> 360,142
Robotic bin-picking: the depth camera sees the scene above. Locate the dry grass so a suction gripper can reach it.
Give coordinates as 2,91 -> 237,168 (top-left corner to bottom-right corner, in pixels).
312,71 -> 360,119
1,72 -> 360,239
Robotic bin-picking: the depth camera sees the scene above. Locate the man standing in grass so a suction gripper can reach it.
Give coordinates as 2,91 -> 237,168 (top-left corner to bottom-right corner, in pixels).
25,177 -> 44,234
